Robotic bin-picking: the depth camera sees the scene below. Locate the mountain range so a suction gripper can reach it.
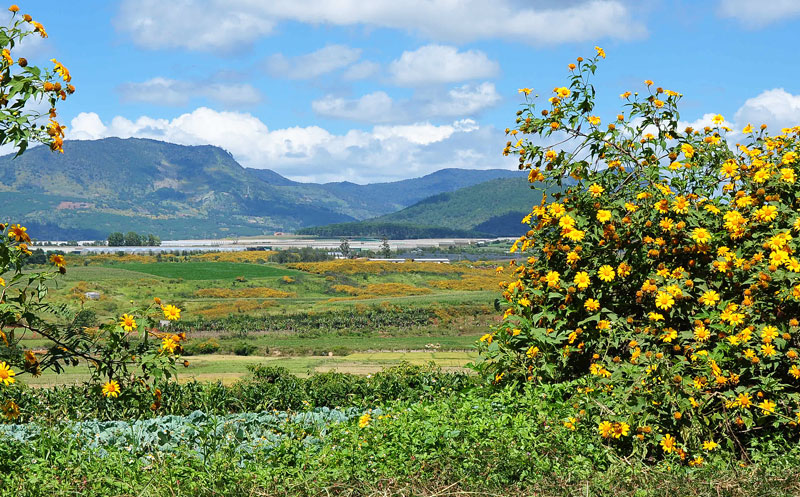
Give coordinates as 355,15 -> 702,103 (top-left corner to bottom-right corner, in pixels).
0,138 -> 526,239
298,177 -> 543,238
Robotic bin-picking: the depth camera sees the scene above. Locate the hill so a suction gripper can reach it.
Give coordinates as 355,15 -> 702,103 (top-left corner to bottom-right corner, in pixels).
0,138 -> 518,239
298,177 -> 542,239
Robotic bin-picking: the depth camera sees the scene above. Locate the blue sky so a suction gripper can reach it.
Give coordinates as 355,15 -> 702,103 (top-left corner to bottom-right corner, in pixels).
15,0 -> 800,183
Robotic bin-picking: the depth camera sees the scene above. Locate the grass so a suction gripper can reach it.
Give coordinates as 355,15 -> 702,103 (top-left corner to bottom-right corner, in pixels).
111,261 -> 302,280
18,351 -> 477,387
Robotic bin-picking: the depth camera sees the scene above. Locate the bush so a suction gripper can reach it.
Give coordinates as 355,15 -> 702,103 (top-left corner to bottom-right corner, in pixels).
477,47 -> 800,462
183,339 -> 220,356
232,342 -> 257,356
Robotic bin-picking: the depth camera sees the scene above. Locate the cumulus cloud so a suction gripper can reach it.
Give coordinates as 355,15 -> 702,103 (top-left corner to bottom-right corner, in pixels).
116,0 -> 646,51
117,77 -> 263,107
388,45 -> 499,86
717,0 -> 800,28
312,82 -> 501,123
733,88 -> 800,131
68,108 -> 513,183
265,45 -> 362,79
342,61 -> 380,81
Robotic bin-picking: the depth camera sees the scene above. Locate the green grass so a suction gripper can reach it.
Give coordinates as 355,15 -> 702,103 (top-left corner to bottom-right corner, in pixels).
110,262 -> 302,280
18,351 -> 477,386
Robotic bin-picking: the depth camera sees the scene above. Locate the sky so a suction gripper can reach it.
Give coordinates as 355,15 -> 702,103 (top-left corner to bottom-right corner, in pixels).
12,0 -> 800,183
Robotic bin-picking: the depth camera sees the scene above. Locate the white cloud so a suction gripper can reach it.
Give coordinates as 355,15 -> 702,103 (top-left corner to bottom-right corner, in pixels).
68,108 -> 513,183
312,82 -> 501,123
717,0 -> 800,28
342,61 -> 380,81
118,77 -> 263,107
311,91 -> 395,123
424,82 -> 501,116
266,45 -> 362,79
733,88 -> 800,131
116,0 -> 646,51
389,45 -> 499,86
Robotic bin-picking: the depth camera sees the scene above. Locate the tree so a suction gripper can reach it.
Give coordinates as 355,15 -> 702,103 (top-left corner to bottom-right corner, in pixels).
124,231 -> 142,246
107,232 -> 124,246
0,9 -> 183,418
339,238 -> 351,259
380,237 -> 392,258
146,234 -> 161,246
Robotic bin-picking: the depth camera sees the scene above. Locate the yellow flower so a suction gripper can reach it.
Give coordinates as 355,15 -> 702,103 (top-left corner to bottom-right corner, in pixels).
545,271 -> 560,288
479,333 -> 493,344
8,224 -> 31,243
761,325 -> 779,343
691,228 -> 711,244
595,46 -> 605,58
588,184 -> 605,197
588,116 -> 601,126
584,299 -> 600,312
518,88 -> 532,96
358,413 -> 371,428
660,328 -> 678,343
780,168 -> 796,184
49,254 -> 66,268
681,143 -> 694,158
573,271 -> 590,290
758,399 -> 776,415
102,380 -> 121,398
624,202 -> 638,212
644,79 -> 653,86
597,265 -> 615,282
655,291 -> 675,311
789,365 -> 800,379
162,304 -> 181,321
720,160 -> 738,177
0,362 -> 15,386
161,337 -> 178,354
712,114 -> 725,125
51,59 -> 71,82
119,314 -> 137,332
699,290 -> 720,306
563,417 -> 578,430
760,343 -> 776,357
31,21 -> 47,38
555,86 -> 571,98
526,346 -> 539,359
737,392 -> 752,408
648,312 -> 664,321
702,440 -> 718,451
660,434 -> 676,453
742,123 -> 753,133
596,210 -> 612,222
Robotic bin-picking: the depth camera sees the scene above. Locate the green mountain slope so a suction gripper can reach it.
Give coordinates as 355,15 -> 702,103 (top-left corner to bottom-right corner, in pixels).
0,138 -> 519,239
298,177 -> 542,238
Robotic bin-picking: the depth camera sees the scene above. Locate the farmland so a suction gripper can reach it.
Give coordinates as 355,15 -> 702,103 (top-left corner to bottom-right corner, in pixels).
16,253 -> 502,387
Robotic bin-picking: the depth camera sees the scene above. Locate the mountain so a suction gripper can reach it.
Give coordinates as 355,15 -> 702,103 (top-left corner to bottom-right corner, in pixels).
246,167 -> 520,219
298,177 -> 544,239
0,138 -> 518,239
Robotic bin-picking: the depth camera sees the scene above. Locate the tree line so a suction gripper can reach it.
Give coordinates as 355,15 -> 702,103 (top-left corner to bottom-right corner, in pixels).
107,232 -> 161,247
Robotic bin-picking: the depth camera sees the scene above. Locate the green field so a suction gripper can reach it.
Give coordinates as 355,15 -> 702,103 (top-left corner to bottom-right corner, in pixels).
111,261 -> 303,280
19,351 -> 477,386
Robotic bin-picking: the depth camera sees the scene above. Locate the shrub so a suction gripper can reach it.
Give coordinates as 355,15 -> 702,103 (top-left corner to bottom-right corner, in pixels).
232,342 -> 257,356
183,339 -> 220,356
477,47 -> 800,461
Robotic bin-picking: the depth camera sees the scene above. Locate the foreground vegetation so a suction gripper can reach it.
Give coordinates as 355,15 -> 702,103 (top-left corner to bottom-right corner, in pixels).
2,366 -> 800,497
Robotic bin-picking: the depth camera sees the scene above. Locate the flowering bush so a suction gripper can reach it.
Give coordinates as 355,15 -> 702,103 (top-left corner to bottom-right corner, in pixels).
0,7 -> 184,418
477,47 -> 800,462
